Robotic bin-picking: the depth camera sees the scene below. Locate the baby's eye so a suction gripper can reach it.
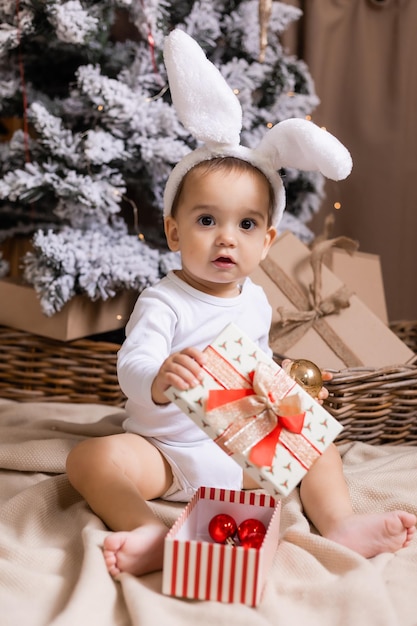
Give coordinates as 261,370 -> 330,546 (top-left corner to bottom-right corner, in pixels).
198,215 -> 215,226
240,218 -> 256,231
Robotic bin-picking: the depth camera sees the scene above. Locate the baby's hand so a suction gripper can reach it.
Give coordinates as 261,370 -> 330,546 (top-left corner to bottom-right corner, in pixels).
151,347 -> 206,405
317,369 -> 332,404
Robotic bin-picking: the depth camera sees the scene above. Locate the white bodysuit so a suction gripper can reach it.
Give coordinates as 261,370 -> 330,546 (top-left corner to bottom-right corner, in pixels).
118,271 -> 273,502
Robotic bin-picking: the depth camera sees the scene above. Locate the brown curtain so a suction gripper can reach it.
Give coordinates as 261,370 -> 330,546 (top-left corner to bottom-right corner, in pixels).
281,0 -> 417,321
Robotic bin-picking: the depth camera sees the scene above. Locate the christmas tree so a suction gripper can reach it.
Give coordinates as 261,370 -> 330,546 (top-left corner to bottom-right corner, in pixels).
0,0 -> 321,316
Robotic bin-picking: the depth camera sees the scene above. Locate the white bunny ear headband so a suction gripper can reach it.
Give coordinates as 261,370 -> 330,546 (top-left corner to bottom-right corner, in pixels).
163,29 -> 353,227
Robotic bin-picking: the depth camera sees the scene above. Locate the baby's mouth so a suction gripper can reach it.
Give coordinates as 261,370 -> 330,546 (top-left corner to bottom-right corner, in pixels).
213,256 -> 236,268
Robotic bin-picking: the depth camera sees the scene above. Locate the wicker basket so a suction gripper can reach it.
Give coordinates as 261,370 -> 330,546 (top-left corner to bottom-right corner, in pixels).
324,364 -> 417,446
0,322 -> 416,446
322,320 -> 417,446
0,326 -> 125,407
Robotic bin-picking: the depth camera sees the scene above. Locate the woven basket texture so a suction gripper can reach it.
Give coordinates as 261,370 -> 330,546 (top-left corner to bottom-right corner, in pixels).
325,321 -> 417,445
0,326 -> 124,407
1,322 -> 416,446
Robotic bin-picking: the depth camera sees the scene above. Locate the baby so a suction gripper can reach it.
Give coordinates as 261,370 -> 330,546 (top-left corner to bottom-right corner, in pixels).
66,29 -> 415,578
66,156 -> 415,577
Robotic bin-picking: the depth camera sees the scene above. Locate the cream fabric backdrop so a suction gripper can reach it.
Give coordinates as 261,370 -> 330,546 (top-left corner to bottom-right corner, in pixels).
282,0 -> 417,321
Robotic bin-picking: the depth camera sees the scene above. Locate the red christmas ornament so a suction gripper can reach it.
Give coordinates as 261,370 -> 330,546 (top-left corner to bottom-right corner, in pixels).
237,518 -> 267,549
208,514 -> 237,544
208,515 -> 267,549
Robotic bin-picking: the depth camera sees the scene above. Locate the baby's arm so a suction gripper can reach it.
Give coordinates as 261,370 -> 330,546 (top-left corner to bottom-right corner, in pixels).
151,347 -> 206,405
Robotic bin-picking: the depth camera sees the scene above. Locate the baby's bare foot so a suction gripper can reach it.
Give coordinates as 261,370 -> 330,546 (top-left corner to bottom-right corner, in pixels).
325,510 -> 416,558
103,522 -> 168,577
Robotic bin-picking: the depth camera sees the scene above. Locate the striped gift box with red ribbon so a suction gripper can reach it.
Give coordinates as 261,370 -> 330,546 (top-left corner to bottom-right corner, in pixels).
162,486 -> 281,606
165,323 -> 343,497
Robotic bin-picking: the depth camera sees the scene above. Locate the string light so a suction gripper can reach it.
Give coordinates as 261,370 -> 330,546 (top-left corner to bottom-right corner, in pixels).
287,91 -> 294,97
233,88 -> 240,95
258,0 -> 273,62
334,202 -> 341,210
15,0 -> 30,163
140,0 -> 164,85
266,122 -> 273,128
97,105 -> 104,111
305,114 -> 312,121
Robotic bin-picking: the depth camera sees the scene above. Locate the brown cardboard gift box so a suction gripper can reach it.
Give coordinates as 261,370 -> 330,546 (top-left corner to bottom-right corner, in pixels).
251,231 -> 415,370
0,278 -> 137,341
0,236 -> 137,341
324,247 -> 389,325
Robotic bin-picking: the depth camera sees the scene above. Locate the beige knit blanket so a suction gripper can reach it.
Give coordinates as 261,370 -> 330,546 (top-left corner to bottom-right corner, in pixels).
0,397 -> 416,626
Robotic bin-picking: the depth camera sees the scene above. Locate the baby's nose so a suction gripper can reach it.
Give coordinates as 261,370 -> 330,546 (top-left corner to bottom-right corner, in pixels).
216,227 -> 237,246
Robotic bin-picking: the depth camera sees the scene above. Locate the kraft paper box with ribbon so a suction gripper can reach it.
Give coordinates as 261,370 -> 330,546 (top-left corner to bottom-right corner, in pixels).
311,214 -> 388,324
165,323 -> 343,498
324,247 -> 389,325
0,277 -> 137,341
250,231 -> 415,370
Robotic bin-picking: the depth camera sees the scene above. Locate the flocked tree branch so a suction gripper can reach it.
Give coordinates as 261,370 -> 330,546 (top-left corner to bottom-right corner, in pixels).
0,0 -> 323,315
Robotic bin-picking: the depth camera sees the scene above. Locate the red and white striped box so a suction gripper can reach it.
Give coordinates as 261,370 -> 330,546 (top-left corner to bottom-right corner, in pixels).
162,486 -> 281,607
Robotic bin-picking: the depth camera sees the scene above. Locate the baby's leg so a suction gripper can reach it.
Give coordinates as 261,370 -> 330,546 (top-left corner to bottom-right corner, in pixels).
66,432 -> 173,576
299,444 -> 416,558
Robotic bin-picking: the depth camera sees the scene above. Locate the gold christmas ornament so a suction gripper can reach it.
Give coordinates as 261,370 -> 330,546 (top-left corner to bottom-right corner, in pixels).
286,359 -> 323,398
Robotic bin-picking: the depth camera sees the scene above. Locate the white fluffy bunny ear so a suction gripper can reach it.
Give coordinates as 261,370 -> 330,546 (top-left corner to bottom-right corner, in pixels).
163,29 -> 242,147
256,118 -> 353,180
163,30 -> 353,228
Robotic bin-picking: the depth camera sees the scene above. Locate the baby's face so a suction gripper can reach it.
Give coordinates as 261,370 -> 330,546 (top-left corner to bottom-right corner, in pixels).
164,167 -> 276,297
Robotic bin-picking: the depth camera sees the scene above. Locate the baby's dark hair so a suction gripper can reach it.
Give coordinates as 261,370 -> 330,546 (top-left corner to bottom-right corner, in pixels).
170,156 -> 276,226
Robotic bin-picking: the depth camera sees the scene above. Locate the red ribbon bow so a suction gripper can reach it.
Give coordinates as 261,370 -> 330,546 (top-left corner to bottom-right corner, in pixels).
249,413 -> 305,467
205,362 -> 306,468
